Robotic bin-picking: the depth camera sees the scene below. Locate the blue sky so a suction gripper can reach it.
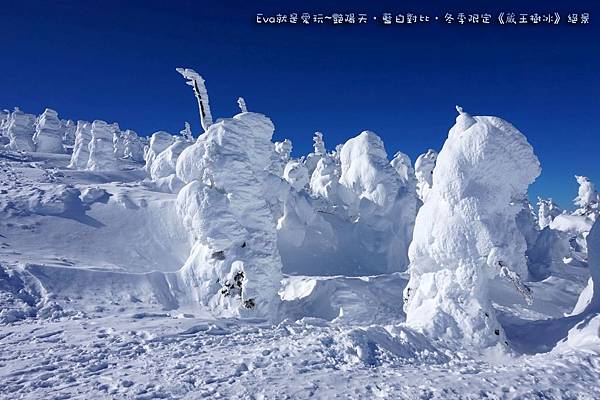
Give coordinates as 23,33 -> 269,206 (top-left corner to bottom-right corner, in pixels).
0,0 -> 598,208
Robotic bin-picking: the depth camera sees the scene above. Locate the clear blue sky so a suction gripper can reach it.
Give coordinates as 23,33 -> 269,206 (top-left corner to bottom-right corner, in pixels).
1,0 -> 598,208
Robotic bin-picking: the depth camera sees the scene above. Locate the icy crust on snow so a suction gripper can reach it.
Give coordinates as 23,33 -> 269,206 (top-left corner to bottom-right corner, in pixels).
176,112 -> 283,319
5,108 -> 36,152
404,109 -> 541,349
86,120 -> 118,171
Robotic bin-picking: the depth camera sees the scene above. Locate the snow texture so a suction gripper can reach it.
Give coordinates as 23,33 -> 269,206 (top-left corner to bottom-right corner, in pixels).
68,121 -> 92,169
414,148 -> 437,202
5,108 -> 36,152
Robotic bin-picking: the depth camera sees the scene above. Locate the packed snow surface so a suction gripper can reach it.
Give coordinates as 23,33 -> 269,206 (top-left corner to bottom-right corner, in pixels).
0,101 -> 598,399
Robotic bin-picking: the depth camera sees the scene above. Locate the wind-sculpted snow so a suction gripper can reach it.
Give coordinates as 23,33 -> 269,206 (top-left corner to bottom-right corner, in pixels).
404,107 -> 541,349
68,121 -> 92,169
122,129 -> 145,162
33,108 -> 65,154
86,120 -> 118,171
149,138 -> 190,192
5,108 -> 36,152
176,113 -> 283,319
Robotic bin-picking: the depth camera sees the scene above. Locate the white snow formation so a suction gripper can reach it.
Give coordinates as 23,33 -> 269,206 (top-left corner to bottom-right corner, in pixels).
144,131 -> 175,172
122,129 -> 145,162
68,121 -> 93,169
237,97 -> 248,113
180,122 -> 194,141
176,67 -> 213,132
574,175 -> 599,218
537,197 -> 562,229
176,112 -> 283,319
33,108 -> 65,153
403,106 -> 541,349
86,120 -> 119,171
62,119 -> 77,146
5,108 -> 36,151
414,149 -> 437,202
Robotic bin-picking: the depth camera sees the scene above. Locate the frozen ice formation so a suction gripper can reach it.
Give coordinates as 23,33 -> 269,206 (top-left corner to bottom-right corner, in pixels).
68,121 -> 92,169
5,108 -> 36,151
150,138 -> 190,192
33,108 -> 65,153
403,107 -> 541,349
112,124 -> 125,158
144,131 -> 175,172
414,149 -> 437,202
176,68 -> 213,132
284,159 -> 309,191
86,120 -> 118,171
176,112 -> 283,319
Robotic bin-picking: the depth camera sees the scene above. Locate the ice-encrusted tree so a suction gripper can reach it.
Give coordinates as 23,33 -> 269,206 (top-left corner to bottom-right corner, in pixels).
33,108 -> 65,153
122,130 -> 145,162
68,121 -> 92,169
237,97 -> 248,113
5,108 -> 36,151
175,111 -> 283,319
176,68 -> 213,132
574,175 -> 599,217
414,149 -> 437,202
537,197 -> 562,229
304,132 -> 326,176
144,131 -> 175,172
403,106 -> 540,349
180,122 -> 194,142
86,120 -> 118,171
62,119 -> 77,146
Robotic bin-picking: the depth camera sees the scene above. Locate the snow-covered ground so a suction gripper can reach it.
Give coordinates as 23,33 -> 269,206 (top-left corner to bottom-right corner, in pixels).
1,98 -> 599,399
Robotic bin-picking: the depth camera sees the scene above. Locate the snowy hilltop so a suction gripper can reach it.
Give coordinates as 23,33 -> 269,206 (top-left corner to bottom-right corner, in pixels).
0,71 -> 599,399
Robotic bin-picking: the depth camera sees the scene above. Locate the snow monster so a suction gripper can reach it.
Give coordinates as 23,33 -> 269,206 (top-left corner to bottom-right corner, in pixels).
404,106 -> 541,349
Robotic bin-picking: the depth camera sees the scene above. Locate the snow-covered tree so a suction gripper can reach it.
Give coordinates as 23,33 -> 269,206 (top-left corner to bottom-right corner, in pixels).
176,112 -> 283,319
176,68 -> 213,132
68,121 -> 92,169
122,130 -> 144,162
144,131 -> 175,172
414,149 -> 437,202
180,122 -> 194,142
61,119 -> 77,146
574,175 -> 599,218
537,197 -> 562,229
403,107 -> 540,349
237,97 -> 248,113
5,108 -> 36,151
304,132 -> 326,176
86,120 -> 118,171
111,123 -> 125,158
33,108 -> 65,153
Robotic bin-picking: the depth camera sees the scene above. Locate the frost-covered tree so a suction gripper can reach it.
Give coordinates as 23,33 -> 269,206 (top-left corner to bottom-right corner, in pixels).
180,122 -> 194,142
176,68 -> 213,132
144,131 -> 175,172
175,112 -> 283,319
111,123 -> 125,158
68,121 -> 92,169
62,119 -> 77,146
86,120 -> 118,171
237,97 -> 248,113
5,108 -> 36,151
574,175 -> 599,218
122,130 -> 144,162
414,149 -> 437,202
403,107 -> 540,349
537,197 -> 562,229
270,139 -> 292,176
150,138 -> 190,192
33,108 -> 65,153
304,132 -> 326,176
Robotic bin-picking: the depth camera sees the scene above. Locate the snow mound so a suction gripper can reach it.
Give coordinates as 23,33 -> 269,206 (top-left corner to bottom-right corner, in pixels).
144,131 -> 174,172
414,149 -> 437,202
554,314 -> 600,352
404,107 -> 541,349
